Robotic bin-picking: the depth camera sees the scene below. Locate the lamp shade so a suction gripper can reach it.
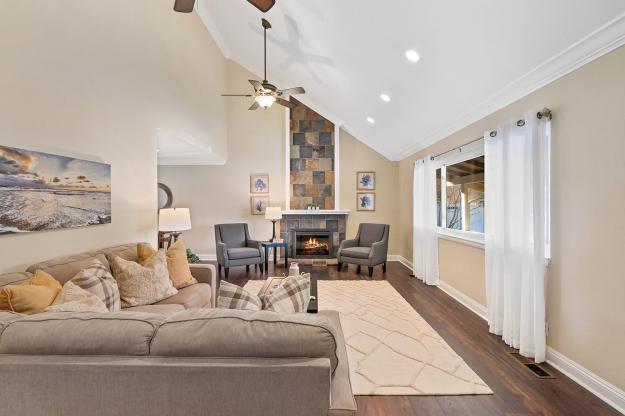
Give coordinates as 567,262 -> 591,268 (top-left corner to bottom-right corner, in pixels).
265,206 -> 282,220
159,208 -> 191,232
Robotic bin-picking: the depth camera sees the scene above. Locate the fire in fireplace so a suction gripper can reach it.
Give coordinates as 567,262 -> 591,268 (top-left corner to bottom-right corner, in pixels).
294,230 -> 332,258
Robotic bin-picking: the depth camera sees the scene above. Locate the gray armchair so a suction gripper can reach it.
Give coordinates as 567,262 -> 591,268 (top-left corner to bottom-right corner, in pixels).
215,223 -> 265,279
337,223 -> 390,277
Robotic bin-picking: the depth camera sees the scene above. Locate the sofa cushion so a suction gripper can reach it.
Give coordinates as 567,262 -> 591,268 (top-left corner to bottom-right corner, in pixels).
71,258 -> 121,312
358,224 -> 387,247
0,272 -> 32,288
0,311 -> 23,338
227,247 -> 260,260
150,309 -> 340,374
122,304 -> 185,315
262,275 -> 311,314
26,253 -> 110,285
99,243 -> 139,264
45,281 -> 109,313
155,283 -> 211,309
217,281 -> 262,311
340,247 -> 371,259
0,312 -> 164,356
138,241 -> 198,289
0,271 -> 62,315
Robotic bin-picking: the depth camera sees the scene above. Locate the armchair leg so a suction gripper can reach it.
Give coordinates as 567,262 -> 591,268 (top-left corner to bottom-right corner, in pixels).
259,263 -> 264,273
356,265 -> 361,274
218,264 -> 222,273
224,268 -> 229,279
368,267 -> 374,278
337,262 -> 342,272
246,265 -> 250,272
383,262 -> 387,273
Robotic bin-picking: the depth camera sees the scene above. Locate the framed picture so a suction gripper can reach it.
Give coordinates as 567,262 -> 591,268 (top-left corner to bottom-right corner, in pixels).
251,196 -> 269,215
250,174 -> 269,193
0,145 -> 111,234
357,192 -> 375,211
357,171 -> 375,190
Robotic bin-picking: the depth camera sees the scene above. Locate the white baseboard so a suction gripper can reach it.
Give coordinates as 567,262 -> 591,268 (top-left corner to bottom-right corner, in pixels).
198,254 -> 216,261
436,280 -> 488,321
546,347 -> 625,415
201,254 -> 411,265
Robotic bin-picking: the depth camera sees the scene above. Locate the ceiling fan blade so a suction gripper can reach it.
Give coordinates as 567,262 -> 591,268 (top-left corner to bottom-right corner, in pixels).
249,80 -> 264,92
173,0 -> 195,13
279,87 -> 306,96
221,94 -> 253,97
275,98 -> 296,109
249,101 -> 260,110
247,0 -> 276,13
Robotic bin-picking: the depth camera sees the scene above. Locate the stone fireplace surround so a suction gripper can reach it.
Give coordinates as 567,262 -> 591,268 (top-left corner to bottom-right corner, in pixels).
279,211 -> 347,260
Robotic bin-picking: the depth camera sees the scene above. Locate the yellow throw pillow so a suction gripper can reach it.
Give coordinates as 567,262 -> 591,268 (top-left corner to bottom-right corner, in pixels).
137,241 -> 197,289
0,270 -> 62,314
166,240 -> 198,289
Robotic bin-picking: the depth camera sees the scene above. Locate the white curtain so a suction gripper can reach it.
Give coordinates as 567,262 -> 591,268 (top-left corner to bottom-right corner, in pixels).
485,113 -> 550,362
413,157 -> 439,285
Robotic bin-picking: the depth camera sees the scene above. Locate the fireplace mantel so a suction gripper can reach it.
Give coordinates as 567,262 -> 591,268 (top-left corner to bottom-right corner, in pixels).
282,210 -> 349,216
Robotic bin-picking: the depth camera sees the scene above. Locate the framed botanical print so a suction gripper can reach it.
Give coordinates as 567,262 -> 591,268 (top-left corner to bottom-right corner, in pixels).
251,196 -> 269,215
357,192 -> 375,211
357,171 -> 375,190
250,174 -> 269,193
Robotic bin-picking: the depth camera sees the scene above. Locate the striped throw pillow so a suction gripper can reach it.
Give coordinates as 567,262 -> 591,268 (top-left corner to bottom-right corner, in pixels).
217,281 -> 262,310
70,258 -> 121,312
262,274 -> 311,314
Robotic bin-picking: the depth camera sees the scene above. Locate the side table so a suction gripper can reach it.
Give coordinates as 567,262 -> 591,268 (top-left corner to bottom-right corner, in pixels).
260,241 -> 289,273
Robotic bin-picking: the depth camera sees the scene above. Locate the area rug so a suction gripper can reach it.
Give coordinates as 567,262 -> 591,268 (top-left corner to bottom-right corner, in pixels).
244,280 -> 492,396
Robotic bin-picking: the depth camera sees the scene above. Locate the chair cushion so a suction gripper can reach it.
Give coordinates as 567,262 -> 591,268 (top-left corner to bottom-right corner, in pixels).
0,312 -> 164,356
358,224 -> 387,247
122,304 -> 185,315
340,247 -> 371,259
227,247 -> 260,260
218,224 -> 247,248
155,283 -> 212,309
150,309 -> 340,374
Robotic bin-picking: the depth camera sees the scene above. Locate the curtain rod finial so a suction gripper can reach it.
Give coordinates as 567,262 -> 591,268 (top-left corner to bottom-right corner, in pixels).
537,108 -> 552,120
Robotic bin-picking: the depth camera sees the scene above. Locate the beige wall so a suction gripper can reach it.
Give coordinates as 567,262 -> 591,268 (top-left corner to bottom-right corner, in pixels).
438,239 -> 486,306
398,45 -> 625,391
0,0 -> 226,272
158,60 -> 286,255
339,131 -> 400,254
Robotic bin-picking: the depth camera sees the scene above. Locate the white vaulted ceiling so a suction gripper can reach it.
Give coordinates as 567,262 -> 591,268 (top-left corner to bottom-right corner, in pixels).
197,0 -> 625,160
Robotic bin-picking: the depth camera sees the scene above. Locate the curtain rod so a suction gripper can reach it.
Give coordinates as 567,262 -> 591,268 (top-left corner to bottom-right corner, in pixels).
428,107 -> 553,161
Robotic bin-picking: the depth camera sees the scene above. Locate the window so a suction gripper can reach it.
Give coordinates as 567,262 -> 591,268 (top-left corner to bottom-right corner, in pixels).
436,151 -> 485,243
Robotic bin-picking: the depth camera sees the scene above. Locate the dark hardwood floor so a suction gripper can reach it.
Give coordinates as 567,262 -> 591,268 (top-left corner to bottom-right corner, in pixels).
216,260 -> 621,416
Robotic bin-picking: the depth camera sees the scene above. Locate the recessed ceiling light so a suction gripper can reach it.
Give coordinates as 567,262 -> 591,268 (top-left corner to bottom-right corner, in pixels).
380,93 -> 391,102
405,49 -> 420,62
366,117 -> 375,124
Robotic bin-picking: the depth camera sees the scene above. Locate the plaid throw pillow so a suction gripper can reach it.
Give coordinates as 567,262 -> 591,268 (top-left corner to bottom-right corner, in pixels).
262,274 -> 311,314
217,281 -> 262,310
70,258 -> 121,312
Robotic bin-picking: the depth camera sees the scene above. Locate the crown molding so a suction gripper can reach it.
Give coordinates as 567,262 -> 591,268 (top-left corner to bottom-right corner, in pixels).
393,12 -> 625,161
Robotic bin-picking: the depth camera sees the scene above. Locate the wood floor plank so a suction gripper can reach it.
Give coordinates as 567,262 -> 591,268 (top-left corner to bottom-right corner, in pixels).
217,260 -> 621,416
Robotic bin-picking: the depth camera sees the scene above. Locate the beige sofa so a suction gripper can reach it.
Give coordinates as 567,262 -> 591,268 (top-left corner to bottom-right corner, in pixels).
0,244 -> 357,416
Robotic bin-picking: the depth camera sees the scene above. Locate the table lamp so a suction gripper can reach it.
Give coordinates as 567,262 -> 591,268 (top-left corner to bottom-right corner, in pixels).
265,207 -> 282,242
159,208 -> 191,242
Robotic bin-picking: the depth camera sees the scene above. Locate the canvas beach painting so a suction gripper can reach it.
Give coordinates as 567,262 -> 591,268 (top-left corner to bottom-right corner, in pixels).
0,146 -> 111,234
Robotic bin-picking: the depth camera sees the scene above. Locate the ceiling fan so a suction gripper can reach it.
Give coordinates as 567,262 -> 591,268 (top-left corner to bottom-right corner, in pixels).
174,0 -> 276,13
221,18 -> 305,110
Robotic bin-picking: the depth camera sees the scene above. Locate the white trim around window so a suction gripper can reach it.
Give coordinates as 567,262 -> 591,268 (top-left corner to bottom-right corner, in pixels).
437,228 -> 485,248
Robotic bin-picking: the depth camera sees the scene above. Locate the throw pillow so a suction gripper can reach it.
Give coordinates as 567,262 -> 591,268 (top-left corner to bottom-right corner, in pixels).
110,251 -> 178,308
46,281 -> 109,313
137,241 -> 198,289
0,270 -> 62,314
262,274 -> 311,314
70,258 -> 121,312
217,281 -> 262,310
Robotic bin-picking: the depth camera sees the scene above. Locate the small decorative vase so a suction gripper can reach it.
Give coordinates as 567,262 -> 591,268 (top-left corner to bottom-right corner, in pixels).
289,262 -> 300,277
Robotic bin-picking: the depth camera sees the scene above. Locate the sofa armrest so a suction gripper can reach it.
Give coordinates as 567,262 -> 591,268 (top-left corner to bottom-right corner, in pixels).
189,263 -> 218,308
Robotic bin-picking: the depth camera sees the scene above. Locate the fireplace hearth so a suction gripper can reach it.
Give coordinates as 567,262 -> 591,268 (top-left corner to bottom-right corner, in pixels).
293,230 -> 332,258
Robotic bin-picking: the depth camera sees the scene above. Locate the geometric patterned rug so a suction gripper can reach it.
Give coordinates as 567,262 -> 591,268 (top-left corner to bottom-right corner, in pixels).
245,279 -> 492,396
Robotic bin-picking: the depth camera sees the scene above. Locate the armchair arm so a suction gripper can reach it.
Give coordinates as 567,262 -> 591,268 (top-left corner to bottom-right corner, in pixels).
216,242 -> 229,266
188,263 -> 218,308
338,238 -> 358,252
369,240 -> 389,265
246,239 -> 265,261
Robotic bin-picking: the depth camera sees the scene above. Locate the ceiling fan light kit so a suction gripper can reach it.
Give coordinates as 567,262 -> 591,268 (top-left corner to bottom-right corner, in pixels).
221,18 -> 305,110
